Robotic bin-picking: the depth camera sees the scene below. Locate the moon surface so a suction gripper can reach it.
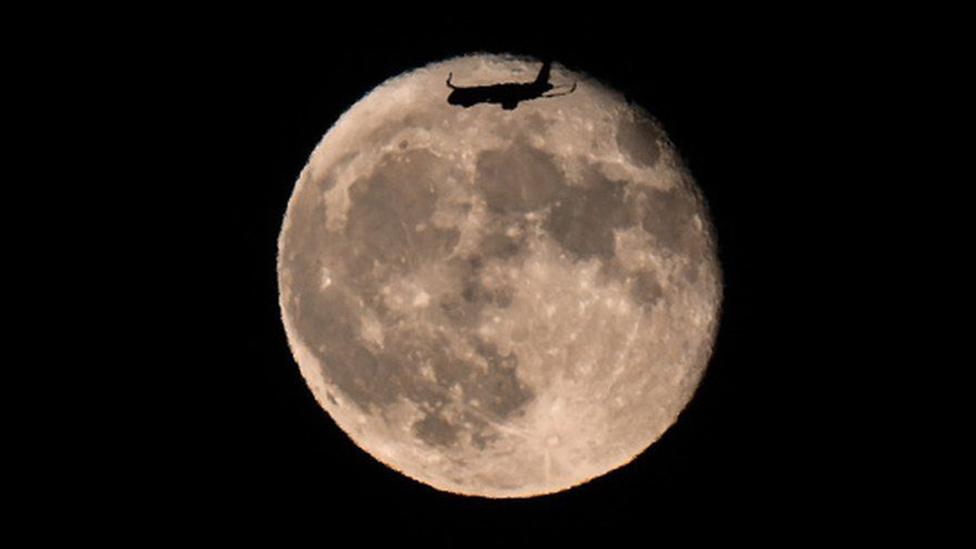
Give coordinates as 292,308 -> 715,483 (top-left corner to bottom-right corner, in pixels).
277,55 -> 722,498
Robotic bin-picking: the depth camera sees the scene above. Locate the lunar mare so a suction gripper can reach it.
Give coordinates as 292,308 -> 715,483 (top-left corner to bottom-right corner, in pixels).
278,55 -> 721,498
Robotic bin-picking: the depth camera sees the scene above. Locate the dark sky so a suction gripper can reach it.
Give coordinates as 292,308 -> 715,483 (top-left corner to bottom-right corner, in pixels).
110,13 -> 870,543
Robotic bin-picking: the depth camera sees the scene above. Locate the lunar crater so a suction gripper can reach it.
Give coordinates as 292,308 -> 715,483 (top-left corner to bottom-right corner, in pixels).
616,115 -> 664,168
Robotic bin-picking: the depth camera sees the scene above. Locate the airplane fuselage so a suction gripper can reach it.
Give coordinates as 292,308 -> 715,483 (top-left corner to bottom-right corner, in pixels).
445,60 -> 574,111
447,82 -> 555,110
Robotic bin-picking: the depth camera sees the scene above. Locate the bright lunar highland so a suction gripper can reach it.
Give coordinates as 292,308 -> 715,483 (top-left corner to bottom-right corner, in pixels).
277,54 -> 722,498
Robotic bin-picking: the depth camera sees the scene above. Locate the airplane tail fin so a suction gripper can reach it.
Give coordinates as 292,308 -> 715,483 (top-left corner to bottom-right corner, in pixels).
533,60 -> 552,86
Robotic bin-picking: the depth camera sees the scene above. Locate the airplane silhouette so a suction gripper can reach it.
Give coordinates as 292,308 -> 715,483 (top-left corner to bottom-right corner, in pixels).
446,60 -> 577,110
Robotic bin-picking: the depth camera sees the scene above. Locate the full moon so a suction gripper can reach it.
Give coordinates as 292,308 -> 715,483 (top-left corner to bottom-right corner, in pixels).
277,54 -> 722,498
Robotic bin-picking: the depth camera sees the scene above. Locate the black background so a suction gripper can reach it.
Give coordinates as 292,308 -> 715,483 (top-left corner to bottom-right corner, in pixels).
139,14 -> 858,543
